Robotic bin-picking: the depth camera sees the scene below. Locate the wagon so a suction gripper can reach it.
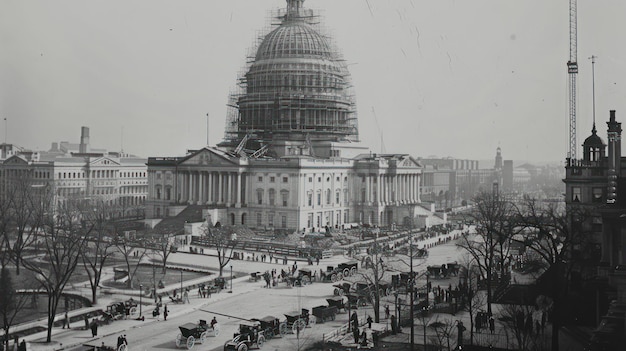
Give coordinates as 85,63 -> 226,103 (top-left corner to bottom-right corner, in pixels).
251,316 -> 283,339
81,343 -> 128,351
175,320 -> 219,349
337,260 -> 358,278
346,293 -> 367,309
280,309 -> 315,335
249,272 -> 262,282
298,268 -> 314,284
312,305 -> 338,323
326,296 -> 347,313
333,282 -> 351,296
101,299 -> 138,324
224,321 -> 265,351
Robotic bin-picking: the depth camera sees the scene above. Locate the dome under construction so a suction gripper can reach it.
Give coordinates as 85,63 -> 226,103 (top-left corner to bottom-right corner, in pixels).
223,0 -> 358,149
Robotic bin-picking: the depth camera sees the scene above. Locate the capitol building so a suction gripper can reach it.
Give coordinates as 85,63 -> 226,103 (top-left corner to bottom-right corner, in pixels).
145,0 -> 422,232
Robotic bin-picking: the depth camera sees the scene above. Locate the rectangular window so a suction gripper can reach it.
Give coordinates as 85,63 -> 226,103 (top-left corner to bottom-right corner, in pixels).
317,193 -> 321,206
572,187 -> 581,202
282,177 -> 288,183
257,213 -> 262,226
592,187 -> 603,203
308,177 -> 313,183
270,176 -> 275,183
282,192 -> 288,207
344,210 -> 349,223
281,216 -> 287,228
307,214 -> 313,228
258,176 -> 263,182
336,192 -> 340,204
257,190 -> 263,205
268,214 -> 274,227
308,193 -> 312,206
269,191 -> 275,206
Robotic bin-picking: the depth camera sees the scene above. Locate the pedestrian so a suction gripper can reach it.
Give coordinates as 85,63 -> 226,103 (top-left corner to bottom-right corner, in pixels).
475,314 -> 481,333
117,335 -> 124,348
489,316 -> 495,334
122,334 -> 128,347
183,289 -> 189,304
316,256 -> 320,265
352,324 -> 360,344
367,315 -> 373,329
19,339 -> 26,351
163,304 -> 169,321
62,311 -> 69,329
390,315 -> 397,335
90,319 -> 98,337
385,305 -> 390,320
84,315 -> 89,330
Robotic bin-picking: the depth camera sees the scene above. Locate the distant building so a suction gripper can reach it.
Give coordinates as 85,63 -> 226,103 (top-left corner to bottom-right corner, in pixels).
0,127 -> 147,219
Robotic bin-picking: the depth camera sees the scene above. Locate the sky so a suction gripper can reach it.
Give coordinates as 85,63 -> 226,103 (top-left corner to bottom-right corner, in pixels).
1,0 -> 625,163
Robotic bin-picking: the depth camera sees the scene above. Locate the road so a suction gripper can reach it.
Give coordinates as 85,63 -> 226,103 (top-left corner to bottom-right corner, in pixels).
42,231 -> 460,351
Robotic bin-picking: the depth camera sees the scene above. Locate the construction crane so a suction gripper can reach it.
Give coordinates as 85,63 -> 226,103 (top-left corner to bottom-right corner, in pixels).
567,0 -> 578,160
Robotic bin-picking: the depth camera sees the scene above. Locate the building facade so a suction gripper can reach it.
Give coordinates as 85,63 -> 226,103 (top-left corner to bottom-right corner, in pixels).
145,0 -> 423,232
0,127 -> 148,218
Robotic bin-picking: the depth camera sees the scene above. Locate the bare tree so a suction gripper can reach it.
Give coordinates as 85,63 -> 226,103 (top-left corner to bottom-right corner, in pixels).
82,200 -> 115,304
20,197 -> 90,342
0,266 -> 32,350
513,198 -> 590,351
497,304 -> 536,351
457,190 -> 517,316
6,179 -> 44,275
429,316 -> 458,351
149,231 -> 178,274
355,238 -> 390,324
115,236 -> 147,289
201,225 -> 237,277
458,256 -> 487,346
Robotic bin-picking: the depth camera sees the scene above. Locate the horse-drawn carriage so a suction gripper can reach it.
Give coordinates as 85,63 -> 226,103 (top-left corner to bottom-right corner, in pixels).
427,262 -> 460,279
224,321 -> 265,351
81,343 -> 127,351
312,305 -> 338,323
326,296 -> 347,313
175,320 -> 219,349
251,316 -> 283,339
101,299 -> 138,324
297,268 -> 314,284
333,282 -> 352,296
249,272 -> 262,282
354,281 -> 391,303
392,271 -> 418,294
280,309 -> 315,335
320,260 -> 358,282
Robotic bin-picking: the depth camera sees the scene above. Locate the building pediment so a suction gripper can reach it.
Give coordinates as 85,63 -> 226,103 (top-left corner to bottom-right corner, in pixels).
89,157 -> 121,167
399,156 -> 422,168
3,155 -> 29,165
179,148 -> 239,167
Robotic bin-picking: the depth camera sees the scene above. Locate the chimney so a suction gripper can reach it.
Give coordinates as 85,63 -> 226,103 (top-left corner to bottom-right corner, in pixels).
606,110 -> 621,204
79,126 -> 90,153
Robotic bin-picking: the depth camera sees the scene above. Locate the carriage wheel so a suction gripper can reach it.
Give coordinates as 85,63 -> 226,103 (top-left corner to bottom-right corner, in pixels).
200,331 -> 208,344
331,274 -> 338,283
358,298 -> 366,306
257,335 -> 265,348
333,288 -> 340,296
117,345 -> 127,351
128,306 -> 138,319
292,319 -> 305,334
213,324 -> 220,336
350,267 -> 357,276
175,334 -> 183,348
337,273 -> 344,281
339,289 -> 345,296
308,317 -> 316,328
237,344 -> 248,351
343,268 -> 350,277
385,287 -> 391,296
279,322 -> 288,336
266,330 -> 274,339
331,314 -> 336,321
305,276 -> 312,284
186,336 -> 195,350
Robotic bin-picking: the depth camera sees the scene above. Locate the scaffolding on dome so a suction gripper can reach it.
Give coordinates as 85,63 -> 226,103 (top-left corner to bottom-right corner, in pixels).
222,1 -> 359,152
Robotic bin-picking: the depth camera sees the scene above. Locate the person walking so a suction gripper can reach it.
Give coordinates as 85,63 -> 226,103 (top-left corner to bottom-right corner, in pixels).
489,316 -> 495,334
90,319 -> 98,337
18,339 -> 26,351
385,305 -> 390,320
163,305 -> 169,321
183,289 -> 190,304
62,311 -> 69,329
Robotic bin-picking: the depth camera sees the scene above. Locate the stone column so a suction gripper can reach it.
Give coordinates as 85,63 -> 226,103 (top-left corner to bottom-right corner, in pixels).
365,175 -> 371,205
236,172 -> 242,208
227,172 -> 233,206
377,174 -> 381,205
218,172 -> 223,204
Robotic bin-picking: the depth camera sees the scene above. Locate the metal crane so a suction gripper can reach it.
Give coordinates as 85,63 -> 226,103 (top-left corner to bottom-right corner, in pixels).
567,0 -> 578,160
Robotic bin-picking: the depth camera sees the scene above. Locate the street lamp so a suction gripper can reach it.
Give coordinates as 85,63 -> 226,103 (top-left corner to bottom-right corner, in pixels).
228,263 -> 233,293
139,284 -> 143,319
180,270 -> 183,296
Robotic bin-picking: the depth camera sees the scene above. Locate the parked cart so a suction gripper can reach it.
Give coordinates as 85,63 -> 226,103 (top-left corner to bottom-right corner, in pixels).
312,305 -> 338,323
251,316 -> 283,339
326,296 -> 347,313
175,320 -> 219,349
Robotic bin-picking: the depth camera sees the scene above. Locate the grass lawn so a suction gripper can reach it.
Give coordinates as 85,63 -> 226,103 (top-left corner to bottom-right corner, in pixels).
102,264 -> 210,290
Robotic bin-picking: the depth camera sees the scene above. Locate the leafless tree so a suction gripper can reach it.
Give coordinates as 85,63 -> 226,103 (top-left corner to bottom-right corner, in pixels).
201,224 -> 237,277
513,197 -> 590,351
115,236 -> 147,289
355,238 -> 390,324
458,256 -> 487,346
0,266 -> 33,350
429,316 -> 458,351
20,196 -> 91,342
457,190 -> 518,316
81,200 -> 116,304
149,231 -> 178,274
6,179 -> 45,275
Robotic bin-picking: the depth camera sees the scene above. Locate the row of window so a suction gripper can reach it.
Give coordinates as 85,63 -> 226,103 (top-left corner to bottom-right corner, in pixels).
257,176 -> 288,183
306,189 -> 348,206
57,170 -> 146,180
571,187 -> 604,203
256,189 -> 289,206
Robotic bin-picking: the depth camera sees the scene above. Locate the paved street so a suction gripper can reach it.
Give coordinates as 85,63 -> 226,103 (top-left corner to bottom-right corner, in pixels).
20,229 -> 473,351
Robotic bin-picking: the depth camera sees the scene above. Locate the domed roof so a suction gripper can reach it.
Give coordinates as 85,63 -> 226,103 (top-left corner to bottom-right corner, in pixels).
583,125 -> 605,147
255,21 -> 333,61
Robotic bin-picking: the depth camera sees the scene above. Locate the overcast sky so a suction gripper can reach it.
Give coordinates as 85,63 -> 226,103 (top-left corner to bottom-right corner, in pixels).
2,0 -> 625,163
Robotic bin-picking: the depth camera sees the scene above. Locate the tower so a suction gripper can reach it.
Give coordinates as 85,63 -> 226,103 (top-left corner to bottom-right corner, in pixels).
494,147 -> 503,169
567,0 -> 578,160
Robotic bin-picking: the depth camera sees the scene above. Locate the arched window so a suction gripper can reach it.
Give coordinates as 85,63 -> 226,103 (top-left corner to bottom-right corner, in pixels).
269,189 -> 276,206
326,189 -> 331,205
